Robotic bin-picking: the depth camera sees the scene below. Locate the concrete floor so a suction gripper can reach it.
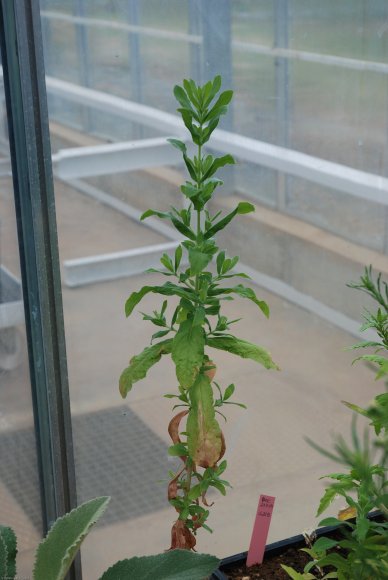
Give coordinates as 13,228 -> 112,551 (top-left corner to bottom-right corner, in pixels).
0,175 -> 382,579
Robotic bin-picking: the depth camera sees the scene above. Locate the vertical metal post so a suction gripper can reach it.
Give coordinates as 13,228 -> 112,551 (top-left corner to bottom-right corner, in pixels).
188,0 -> 201,83
73,0 -> 92,131
274,0 -> 290,211
201,0 -> 233,123
201,0 -> 234,193
128,0 -> 142,103
39,0 -> 52,75
0,1 -> 80,578
128,0 -> 143,138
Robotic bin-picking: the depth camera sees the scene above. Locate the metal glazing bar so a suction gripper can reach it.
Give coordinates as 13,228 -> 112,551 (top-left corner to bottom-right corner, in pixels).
274,0 -> 290,211
0,2 -> 80,578
40,10 -> 388,75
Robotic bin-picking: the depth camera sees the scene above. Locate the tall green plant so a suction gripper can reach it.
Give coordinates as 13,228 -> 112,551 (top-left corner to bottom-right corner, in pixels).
119,76 -> 278,549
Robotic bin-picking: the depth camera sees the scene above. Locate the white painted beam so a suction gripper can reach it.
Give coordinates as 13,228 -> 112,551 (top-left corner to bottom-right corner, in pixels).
46,78 -> 388,205
52,137 -> 183,179
234,41 -> 388,75
211,129 -> 388,206
63,241 -> 180,287
46,76 -> 185,137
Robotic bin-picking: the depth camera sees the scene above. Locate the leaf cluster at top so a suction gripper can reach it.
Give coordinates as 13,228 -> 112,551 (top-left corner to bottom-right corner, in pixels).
120,75 -> 277,399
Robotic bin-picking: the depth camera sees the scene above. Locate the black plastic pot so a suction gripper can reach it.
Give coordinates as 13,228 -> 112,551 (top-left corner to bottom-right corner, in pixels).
212,511 -> 382,579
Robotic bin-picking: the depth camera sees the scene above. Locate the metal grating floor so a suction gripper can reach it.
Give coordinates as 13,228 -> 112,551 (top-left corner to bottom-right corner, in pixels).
0,406 -> 175,530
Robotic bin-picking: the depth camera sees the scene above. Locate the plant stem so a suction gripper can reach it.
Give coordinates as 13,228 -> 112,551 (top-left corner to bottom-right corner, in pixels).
195,141 -> 202,295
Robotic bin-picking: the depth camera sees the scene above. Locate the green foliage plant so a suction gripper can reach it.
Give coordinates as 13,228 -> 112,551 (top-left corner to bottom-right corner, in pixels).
0,496 -> 220,580
119,75 -> 278,550
282,267 -> 388,580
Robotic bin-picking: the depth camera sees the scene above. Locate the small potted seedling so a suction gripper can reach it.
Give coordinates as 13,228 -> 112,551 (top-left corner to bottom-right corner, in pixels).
277,267 -> 388,580
119,75 -> 278,551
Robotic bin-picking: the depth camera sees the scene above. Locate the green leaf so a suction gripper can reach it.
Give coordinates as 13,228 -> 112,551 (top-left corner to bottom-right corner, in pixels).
172,217 -> 197,241
181,182 -> 199,200
125,283 -> 194,317
313,537 -> 338,552
216,251 -> 225,275
181,112 -> 200,145
160,253 -> 174,272
204,105 -> 228,123
211,480 -> 226,496
203,75 -> 222,107
183,153 -> 198,181
168,443 -> 188,457
151,329 -> 171,341
347,340 -> 383,350
34,497 -> 110,580
223,383 -> 235,401
167,138 -> 187,154
281,565 -> 315,579
188,484 -> 202,501
342,401 -> 369,417
204,90 -> 233,122
318,517 -> 342,527
140,208 -> 170,221
222,256 -> 239,274
316,487 -> 340,517
192,306 -> 206,327
187,374 -> 223,467
119,339 -> 173,397
172,319 -> 205,389
0,535 -> 7,580
207,335 -> 278,370
356,516 -> 370,541
100,550 -> 220,580
173,85 -> 193,110
202,154 -> 235,180
314,553 -> 348,571
189,248 -> 212,275
183,79 -> 200,108
0,526 -> 17,579
209,284 -> 269,317
174,245 -> 183,271
201,118 -> 220,145
140,209 -> 196,240
204,202 -> 254,239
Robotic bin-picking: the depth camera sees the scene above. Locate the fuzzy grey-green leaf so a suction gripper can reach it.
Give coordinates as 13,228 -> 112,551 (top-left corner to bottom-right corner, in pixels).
0,535 -> 7,580
0,526 -> 17,579
100,550 -> 220,580
33,497 -> 110,580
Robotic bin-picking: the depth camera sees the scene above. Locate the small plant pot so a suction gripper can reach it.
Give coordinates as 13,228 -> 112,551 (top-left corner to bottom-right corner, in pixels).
212,512 -> 382,579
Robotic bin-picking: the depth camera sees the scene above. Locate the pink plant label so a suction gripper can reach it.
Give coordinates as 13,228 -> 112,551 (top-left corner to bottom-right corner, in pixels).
246,494 -> 276,567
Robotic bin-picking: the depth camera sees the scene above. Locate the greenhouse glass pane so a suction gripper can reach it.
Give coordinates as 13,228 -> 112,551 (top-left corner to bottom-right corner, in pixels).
40,0 -> 388,574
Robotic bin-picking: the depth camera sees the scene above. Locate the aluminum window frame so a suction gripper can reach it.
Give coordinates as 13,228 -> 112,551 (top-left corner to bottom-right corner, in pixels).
0,1 -> 80,577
